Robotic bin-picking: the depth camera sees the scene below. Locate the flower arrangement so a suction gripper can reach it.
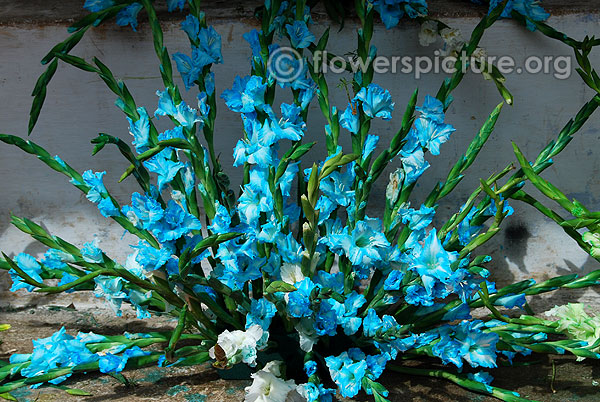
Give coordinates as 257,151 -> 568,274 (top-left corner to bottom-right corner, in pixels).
1,0 -> 600,401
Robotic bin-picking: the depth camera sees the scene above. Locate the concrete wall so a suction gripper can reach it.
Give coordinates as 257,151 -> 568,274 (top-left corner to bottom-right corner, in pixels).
1,3 -> 600,308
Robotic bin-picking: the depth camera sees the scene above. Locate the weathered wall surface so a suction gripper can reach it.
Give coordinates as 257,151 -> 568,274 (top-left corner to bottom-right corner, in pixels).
1,4 -> 600,308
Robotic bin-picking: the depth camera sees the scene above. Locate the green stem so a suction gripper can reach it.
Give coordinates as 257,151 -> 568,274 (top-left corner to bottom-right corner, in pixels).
388,364 -> 538,402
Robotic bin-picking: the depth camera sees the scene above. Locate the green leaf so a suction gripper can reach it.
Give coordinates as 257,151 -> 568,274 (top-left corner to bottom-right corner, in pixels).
289,142 -> 316,160
65,388 -> 93,396
28,58 -> 59,135
513,142 -> 574,212
315,27 -> 330,53
265,281 -> 297,293
320,153 -> 359,179
51,384 -> 93,396
40,27 -> 88,65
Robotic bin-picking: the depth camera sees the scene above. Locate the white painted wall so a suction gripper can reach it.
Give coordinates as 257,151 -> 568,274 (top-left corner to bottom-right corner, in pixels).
1,12 -> 600,307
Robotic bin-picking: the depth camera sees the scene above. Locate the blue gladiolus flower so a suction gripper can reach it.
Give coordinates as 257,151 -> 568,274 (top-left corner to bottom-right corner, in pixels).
318,164 -> 355,210
181,163 -> 196,195
400,203 -> 436,231
82,240 -> 104,263
409,229 -> 458,298
204,71 -> 215,95
256,220 -> 281,243
83,0 -> 114,12
404,283 -> 435,306
432,331 -> 464,367
285,20 -> 315,48
313,270 -> 344,294
155,89 -> 177,116
143,149 -> 184,192
246,298 -> 277,330
362,308 -> 384,337
512,0 -> 550,31
197,92 -> 210,117
304,360 -> 317,377
495,293 -> 527,309
79,170 -> 108,203
372,0 -> 405,29
486,196 -> 514,217
181,15 -> 200,40
399,0 -> 427,19
237,170 -> 274,227
400,147 -> 430,185
243,29 -> 262,59
275,232 -> 303,264
383,270 -> 404,291
355,83 -> 394,120
175,101 -> 202,128
489,0 -> 549,31
154,89 -> 202,127
212,248 -> 264,291
116,3 -> 143,31
94,276 -> 128,315
19,327 -> 98,386
372,0 -> 428,29
455,320 -> 499,368
42,249 -> 72,269
414,117 -> 455,156
150,200 -> 202,243
456,205 -> 483,245
122,192 -> 164,229
99,353 -> 127,374
127,107 -> 150,152
9,253 -> 44,292
277,161 -> 300,197
416,95 -> 445,123
366,354 -> 389,382
97,197 -> 120,217
195,26 -> 223,67
340,102 -> 359,134
258,104 -> 306,146
99,346 -> 151,374
166,0 -> 185,12
314,299 -> 341,336
339,291 -> 366,335
222,75 -> 267,113
362,134 -> 379,161
325,350 -> 367,398
134,241 -> 174,272
159,126 -> 186,142
299,84 -> 316,110
327,217 -> 390,266
468,371 -> 495,392
448,268 -> 485,303
173,52 -> 201,90
287,278 -> 317,317
208,202 -> 233,234
233,123 -> 275,168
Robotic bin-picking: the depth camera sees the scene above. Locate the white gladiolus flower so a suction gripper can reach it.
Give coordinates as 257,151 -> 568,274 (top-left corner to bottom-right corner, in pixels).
295,318 -> 318,352
386,168 -> 404,205
281,263 -> 305,285
440,27 -> 464,47
419,20 -> 438,47
209,325 -> 266,368
471,46 -> 487,61
244,361 -> 297,402
440,27 -> 465,57
471,47 -> 488,71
